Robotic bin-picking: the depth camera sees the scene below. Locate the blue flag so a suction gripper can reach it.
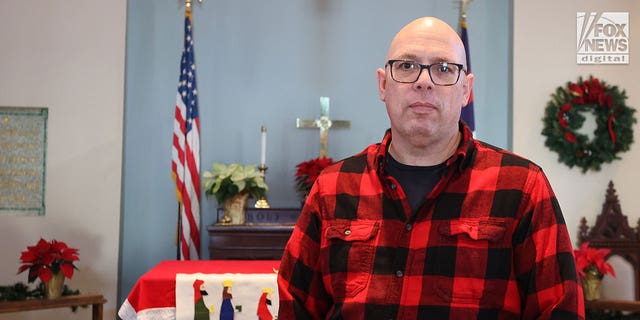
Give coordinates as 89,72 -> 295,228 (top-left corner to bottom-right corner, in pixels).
460,19 -> 475,132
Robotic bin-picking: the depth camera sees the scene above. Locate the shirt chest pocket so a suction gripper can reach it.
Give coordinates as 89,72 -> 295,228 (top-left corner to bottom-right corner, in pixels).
321,220 -> 380,300
433,218 -> 511,305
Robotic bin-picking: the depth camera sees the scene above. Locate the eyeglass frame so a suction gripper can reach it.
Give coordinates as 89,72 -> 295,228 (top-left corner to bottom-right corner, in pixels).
386,59 -> 466,86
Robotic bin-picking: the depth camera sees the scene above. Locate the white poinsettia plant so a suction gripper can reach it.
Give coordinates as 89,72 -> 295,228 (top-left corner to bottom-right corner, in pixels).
202,163 -> 268,204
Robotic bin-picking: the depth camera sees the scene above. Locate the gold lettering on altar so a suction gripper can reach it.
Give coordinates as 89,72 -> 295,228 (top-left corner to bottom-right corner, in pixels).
0,107 -> 48,216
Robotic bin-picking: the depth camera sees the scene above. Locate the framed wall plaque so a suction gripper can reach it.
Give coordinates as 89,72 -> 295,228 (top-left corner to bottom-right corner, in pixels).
0,107 -> 48,216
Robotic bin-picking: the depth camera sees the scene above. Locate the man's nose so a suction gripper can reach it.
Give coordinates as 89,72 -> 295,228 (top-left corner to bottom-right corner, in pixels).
414,68 -> 434,89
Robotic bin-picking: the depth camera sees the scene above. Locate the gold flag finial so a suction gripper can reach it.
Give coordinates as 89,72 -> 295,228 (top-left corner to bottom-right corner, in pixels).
459,0 -> 473,21
185,0 -> 192,17
184,0 -> 203,16
184,0 -> 203,7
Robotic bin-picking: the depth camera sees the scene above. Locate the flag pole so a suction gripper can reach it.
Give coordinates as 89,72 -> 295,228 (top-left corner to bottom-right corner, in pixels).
458,0 -> 475,135
176,204 -> 181,259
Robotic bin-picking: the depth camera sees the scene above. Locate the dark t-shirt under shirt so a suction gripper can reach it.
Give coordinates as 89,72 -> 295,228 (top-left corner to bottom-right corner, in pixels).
385,154 -> 447,214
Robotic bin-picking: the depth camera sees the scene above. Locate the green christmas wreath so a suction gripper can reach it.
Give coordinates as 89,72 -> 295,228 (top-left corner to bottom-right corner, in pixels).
542,76 -> 636,172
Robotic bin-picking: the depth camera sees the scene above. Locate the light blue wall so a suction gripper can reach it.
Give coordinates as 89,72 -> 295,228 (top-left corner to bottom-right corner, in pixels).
119,0 -> 512,308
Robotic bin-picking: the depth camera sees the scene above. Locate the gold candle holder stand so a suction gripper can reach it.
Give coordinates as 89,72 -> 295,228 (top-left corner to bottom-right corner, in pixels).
255,164 -> 270,208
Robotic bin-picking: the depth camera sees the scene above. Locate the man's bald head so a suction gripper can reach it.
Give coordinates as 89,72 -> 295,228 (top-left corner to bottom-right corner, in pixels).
386,17 -> 467,67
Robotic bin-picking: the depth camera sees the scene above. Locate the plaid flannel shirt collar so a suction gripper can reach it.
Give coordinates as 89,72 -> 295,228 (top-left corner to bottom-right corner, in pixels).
374,121 -> 477,176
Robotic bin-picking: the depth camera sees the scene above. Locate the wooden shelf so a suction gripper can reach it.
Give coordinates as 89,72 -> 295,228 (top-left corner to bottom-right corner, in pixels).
0,294 -> 106,320
585,299 -> 640,312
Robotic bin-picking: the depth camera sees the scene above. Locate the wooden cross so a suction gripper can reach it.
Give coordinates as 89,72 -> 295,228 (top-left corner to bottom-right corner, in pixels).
296,97 -> 351,158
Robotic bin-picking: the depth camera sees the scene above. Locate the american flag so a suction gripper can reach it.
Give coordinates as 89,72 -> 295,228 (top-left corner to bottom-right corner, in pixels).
171,5 -> 200,260
460,18 -> 475,133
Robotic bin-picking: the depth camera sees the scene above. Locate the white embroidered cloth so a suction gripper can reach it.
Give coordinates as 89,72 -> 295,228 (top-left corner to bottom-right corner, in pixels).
175,272 -> 279,320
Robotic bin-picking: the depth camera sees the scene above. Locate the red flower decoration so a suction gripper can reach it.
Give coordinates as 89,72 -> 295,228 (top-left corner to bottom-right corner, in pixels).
574,242 -> 615,279
569,83 -> 585,104
17,238 -> 79,283
583,78 -> 605,104
294,157 -> 334,200
557,103 -> 572,128
600,93 -> 613,109
564,132 -> 577,143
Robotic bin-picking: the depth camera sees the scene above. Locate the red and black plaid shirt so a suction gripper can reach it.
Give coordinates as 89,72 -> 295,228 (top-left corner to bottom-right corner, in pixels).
278,123 -> 584,320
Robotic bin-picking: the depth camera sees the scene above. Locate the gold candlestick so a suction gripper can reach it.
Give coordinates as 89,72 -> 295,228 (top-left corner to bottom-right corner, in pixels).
255,164 -> 270,208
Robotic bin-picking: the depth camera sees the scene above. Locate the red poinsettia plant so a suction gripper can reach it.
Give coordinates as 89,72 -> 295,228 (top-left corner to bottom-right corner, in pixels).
294,157 -> 334,200
17,238 -> 79,283
574,242 -> 616,279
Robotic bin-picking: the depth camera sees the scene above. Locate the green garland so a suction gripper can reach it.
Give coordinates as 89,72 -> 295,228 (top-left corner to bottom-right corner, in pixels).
542,76 -> 636,172
0,282 -> 84,312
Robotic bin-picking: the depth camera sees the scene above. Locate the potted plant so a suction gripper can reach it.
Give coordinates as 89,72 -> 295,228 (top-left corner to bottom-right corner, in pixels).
574,241 -> 616,301
202,163 -> 268,224
294,157 -> 334,203
17,238 -> 79,299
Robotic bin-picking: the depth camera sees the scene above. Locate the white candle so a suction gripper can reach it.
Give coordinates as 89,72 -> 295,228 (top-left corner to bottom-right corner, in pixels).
260,126 -> 267,166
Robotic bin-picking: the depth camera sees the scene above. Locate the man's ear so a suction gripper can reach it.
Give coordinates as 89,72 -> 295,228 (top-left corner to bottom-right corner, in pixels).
376,68 -> 387,102
461,72 -> 474,107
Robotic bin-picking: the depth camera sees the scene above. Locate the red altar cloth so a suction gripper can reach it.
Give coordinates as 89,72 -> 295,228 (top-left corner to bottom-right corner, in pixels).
118,260 -> 280,320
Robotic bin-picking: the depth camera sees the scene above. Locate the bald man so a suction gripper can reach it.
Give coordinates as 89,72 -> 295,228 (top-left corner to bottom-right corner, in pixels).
278,17 -> 584,320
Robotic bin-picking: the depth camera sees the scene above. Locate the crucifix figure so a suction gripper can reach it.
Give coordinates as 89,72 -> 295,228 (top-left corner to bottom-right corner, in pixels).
296,97 -> 351,158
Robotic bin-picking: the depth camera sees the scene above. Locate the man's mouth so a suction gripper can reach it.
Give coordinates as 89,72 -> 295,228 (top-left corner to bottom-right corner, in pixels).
409,102 -> 437,114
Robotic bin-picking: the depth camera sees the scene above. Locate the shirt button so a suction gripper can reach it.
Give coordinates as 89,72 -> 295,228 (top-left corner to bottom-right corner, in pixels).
405,224 -> 412,231
390,183 -> 397,190
344,229 -> 351,236
395,270 -> 404,277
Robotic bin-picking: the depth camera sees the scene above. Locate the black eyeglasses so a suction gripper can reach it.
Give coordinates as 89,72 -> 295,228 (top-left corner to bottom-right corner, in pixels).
387,60 -> 465,86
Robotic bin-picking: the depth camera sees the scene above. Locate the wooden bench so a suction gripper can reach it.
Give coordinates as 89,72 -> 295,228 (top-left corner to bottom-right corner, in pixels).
0,294 -> 106,320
